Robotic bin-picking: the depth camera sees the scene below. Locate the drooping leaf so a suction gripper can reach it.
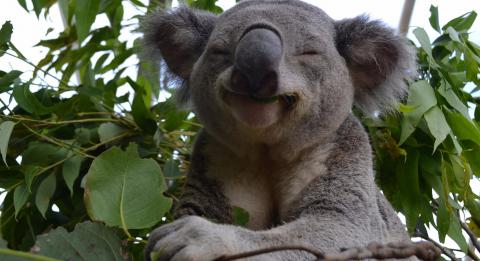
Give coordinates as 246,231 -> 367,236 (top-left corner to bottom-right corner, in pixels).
98,122 -> 125,143
424,106 -> 450,151
447,212 -> 469,252
442,11 -> 477,32
0,238 -> 56,261
24,165 -> 43,192
0,21 -> 13,44
429,5 -> 440,33
35,173 -> 56,218
0,70 -> 22,92
444,109 -> 480,145
75,0 -> 101,42
32,222 -> 127,260
13,184 -> 29,218
397,150 -> 421,233
413,28 -> 433,57
84,144 -> 172,229
22,142 -> 68,167
62,156 -> 84,196
163,159 -> 181,179
399,80 -> 437,144
12,83 -> 51,115
0,121 -> 15,165
437,82 -> 469,118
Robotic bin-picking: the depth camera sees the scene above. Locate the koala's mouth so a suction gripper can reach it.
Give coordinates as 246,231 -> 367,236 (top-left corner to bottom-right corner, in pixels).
222,88 -> 298,128
222,88 -> 298,107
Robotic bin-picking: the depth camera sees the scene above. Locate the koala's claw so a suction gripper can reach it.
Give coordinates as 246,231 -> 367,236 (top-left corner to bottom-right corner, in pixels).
145,216 -> 240,261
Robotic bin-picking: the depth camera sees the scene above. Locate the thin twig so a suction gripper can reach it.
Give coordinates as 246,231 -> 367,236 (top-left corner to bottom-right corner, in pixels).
215,241 -> 440,261
461,221 -> 480,253
423,237 -> 458,260
214,245 -> 324,261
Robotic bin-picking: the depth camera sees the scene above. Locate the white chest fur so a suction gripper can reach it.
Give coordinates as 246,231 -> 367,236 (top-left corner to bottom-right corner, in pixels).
204,142 -> 332,230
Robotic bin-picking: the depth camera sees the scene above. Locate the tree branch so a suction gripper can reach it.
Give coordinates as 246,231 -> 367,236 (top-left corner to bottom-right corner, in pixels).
215,241 -> 441,261
423,237 -> 459,260
461,221 -> 480,253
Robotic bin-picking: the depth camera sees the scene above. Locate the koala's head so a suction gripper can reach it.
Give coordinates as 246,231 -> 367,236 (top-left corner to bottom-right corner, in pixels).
143,0 -> 415,151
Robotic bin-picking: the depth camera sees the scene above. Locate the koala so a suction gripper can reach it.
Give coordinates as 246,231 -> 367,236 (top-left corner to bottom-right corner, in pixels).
143,0 -> 416,260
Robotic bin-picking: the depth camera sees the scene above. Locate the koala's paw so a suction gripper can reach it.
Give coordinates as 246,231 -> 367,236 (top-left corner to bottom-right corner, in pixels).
145,216 -> 241,261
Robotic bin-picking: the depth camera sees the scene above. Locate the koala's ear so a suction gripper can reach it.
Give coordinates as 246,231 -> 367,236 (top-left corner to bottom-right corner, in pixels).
335,15 -> 416,114
142,7 -> 217,79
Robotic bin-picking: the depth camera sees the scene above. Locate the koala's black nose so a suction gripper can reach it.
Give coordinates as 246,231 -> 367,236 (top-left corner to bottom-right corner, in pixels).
231,28 -> 282,97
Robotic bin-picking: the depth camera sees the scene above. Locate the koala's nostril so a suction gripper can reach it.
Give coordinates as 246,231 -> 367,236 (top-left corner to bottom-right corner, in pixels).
232,27 -> 282,97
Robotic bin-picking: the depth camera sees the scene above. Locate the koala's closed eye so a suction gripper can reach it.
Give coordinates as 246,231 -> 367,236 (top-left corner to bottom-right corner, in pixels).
209,47 -> 230,56
298,50 -> 320,56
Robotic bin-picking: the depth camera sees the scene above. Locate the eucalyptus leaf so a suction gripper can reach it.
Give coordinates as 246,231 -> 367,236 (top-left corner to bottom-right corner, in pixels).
0,121 -> 15,166
62,156 -> 84,196
0,21 -> 13,44
444,109 -> 480,145
424,106 -> 450,151
84,144 -> 172,229
13,184 -> 29,218
33,221 -> 127,260
429,5 -> 440,33
35,173 -> 56,218
75,0 -> 101,42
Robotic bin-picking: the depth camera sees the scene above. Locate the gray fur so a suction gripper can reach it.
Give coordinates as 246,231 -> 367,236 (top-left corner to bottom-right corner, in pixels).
143,0 -> 417,260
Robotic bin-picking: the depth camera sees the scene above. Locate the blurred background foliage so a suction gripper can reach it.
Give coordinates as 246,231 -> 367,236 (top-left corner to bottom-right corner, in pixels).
0,0 -> 478,260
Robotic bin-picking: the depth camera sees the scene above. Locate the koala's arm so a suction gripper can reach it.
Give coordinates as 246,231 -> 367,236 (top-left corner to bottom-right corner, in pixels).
172,130 -> 233,224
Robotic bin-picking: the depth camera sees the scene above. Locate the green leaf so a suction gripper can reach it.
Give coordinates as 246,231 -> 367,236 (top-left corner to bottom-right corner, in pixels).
17,0 -> 28,12
1,237 -> 58,261
446,27 -> 460,42
98,122 -> 125,143
429,5 -> 440,33
232,206 -> 250,227
447,212 -> 469,252
438,82 -> 468,118
12,83 -> 51,115
163,159 -> 181,179
130,82 -> 157,135
424,106 -> 451,151
62,156 -> 84,196
75,0 -> 101,42
397,150 -> 421,233
31,0 -> 44,17
22,142 -> 68,167
0,21 -> 13,44
84,144 -> 172,229
444,109 -> 480,145
437,194 -> 450,242
400,80 -> 437,144
32,222 -> 127,260
442,11 -> 477,32
24,165 -> 43,192
13,184 -> 29,218
463,143 -> 480,178
413,28 -> 432,57
0,121 -> 15,166
0,70 -> 22,92
35,174 -> 56,218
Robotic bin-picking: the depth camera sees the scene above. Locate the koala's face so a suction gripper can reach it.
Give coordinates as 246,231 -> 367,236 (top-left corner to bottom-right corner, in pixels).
144,0 -> 414,146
